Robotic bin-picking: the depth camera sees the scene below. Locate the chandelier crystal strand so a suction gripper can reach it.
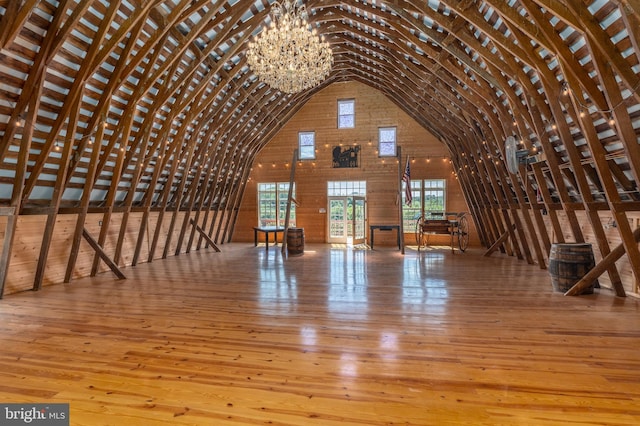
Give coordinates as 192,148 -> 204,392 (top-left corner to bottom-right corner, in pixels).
246,0 -> 333,94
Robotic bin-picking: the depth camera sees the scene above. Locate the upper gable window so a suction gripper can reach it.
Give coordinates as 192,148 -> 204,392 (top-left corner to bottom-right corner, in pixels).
298,131 -> 316,160
338,99 -> 355,129
378,126 -> 397,157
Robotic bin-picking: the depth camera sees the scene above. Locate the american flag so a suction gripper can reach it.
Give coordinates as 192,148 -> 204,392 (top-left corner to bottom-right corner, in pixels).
402,156 -> 412,206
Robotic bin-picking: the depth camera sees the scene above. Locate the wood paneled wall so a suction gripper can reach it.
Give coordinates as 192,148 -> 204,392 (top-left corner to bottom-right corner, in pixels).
0,210 -> 220,296
233,81 -> 477,246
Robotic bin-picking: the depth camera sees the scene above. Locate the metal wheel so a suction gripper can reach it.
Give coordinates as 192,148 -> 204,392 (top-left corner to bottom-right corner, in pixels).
457,214 -> 469,252
415,215 -> 426,247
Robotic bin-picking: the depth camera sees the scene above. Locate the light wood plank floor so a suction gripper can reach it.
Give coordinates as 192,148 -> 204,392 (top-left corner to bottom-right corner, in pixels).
1,243 -> 639,425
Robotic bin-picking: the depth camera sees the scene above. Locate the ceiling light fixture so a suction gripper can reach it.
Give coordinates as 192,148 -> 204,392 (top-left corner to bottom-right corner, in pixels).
246,0 -> 333,94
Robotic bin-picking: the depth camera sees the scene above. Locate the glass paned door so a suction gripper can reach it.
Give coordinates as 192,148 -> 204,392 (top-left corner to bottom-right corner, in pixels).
328,197 -> 347,243
352,196 -> 366,245
328,196 -> 366,244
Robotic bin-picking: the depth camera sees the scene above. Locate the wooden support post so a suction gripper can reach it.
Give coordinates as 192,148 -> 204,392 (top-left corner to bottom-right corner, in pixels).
0,208 -> 17,298
148,209 -> 166,263
501,211 -> 523,260
170,139 -> 200,256
185,148 -> 222,253
564,227 -> 640,297
82,228 -> 126,280
90,210 -> 113,276
483,224 -> 516,257
200,147 -> 234,251
398,147 -> 405,255
33,217 -> 61,292
65,211 -> 88,283
132,211 -> 149,266
65,110 -> 106,283
281,149 -> 298,255
189,219 -> 220,252
222,164 -> 252,244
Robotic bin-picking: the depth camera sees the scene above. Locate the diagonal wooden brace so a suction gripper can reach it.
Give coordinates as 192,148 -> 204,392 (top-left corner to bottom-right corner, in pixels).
190,219 -> 221,252
82,228 -> 126,280
565,227 -> 640,297
483,224 -> 516,257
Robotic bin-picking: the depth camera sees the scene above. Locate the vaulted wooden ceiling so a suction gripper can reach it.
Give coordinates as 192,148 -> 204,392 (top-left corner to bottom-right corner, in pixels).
0,1 -> 639,291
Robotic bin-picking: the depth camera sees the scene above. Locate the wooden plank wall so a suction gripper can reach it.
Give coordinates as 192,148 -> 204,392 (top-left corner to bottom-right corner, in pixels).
233,81 -> 476,246
0,210 -> 214,296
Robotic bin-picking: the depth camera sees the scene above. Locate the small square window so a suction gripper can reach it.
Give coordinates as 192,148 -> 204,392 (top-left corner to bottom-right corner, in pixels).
338,99 -> 355,129
298,131 -> 316,160
378,127 -> 397,157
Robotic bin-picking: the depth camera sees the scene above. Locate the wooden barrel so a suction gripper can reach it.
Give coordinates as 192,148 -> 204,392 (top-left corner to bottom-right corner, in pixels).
287,228 -> 304,256
548,243 -> 597,294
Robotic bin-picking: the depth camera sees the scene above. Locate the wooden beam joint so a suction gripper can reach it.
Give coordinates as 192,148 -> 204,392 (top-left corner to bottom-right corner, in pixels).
82,228 -> 126,280
189,219 -> 221,252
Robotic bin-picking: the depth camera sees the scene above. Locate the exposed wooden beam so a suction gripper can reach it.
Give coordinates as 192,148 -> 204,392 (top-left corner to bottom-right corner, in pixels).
484,224 -> 517,257
189,219 -> 220,253
82,228 -> 127,280
565,227 -> 640,297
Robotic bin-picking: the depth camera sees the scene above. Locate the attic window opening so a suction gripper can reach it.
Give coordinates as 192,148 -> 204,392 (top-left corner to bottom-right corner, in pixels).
338,99 -> 355,128
378,127 -> 397,157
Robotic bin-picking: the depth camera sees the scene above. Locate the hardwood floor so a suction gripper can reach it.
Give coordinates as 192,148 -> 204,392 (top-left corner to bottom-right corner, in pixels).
1,243 -> 639,425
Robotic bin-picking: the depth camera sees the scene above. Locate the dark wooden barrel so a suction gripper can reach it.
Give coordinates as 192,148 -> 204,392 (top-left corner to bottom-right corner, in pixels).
548,243 -> 597,294
287,228 -> 304,256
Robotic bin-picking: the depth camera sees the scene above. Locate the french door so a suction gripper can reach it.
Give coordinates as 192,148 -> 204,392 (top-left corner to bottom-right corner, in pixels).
327,196 -> 366,245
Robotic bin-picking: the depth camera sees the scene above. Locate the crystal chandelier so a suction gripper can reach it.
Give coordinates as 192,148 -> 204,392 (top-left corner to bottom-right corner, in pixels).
246,0 -> 333,94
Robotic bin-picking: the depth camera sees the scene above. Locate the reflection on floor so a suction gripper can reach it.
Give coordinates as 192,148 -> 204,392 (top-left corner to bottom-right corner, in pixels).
1,242 -> 638,425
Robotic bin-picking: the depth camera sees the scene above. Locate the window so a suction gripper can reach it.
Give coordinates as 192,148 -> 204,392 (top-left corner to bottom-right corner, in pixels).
338,99 -> 355,128
327,180 -> 366,196
378,127 -> 397,157
258,182 -> 296,227
401,179 -> 447,230
298,131 -> 315,160
402,180 -> 422,230
424,179 -> 446,216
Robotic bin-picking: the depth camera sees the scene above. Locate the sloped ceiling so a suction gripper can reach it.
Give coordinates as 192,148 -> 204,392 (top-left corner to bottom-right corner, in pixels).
0,1 -> 638,239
